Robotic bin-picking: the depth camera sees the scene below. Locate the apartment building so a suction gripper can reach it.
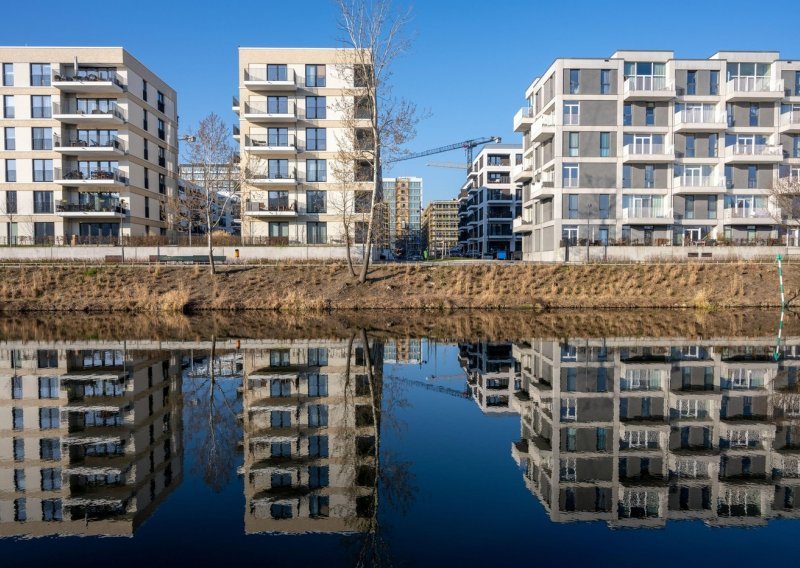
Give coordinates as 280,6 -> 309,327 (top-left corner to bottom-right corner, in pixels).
510,336 -> 800,528
421,199 -> 459,258
178,163 -> 241,235
384,338 -> 422,365
458,342 -> 520,414
0,47 -> 179,244
235,48 -> 373,256
381,176 -> 422,258
512,50 -> 800,262
458,144 -> 522,258
240,339 -> 382,534
0,343 -> 182,537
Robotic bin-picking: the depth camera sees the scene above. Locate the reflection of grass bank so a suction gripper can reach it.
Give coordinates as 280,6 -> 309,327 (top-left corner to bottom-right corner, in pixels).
0,261 -> 793,312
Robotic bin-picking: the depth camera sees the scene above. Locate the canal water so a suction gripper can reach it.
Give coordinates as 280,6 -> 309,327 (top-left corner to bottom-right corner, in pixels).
0,312 -> 797,566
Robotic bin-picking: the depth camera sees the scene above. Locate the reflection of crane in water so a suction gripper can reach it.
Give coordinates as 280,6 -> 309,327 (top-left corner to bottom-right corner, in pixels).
388,375 -> 471,400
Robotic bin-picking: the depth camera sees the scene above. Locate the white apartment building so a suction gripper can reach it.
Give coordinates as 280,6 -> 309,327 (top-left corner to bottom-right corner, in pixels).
235,48 -> 373,257
458,342 -> 520,414
458,144 -> 522,258
0,47 -> 180,244
512,50 -> 800,262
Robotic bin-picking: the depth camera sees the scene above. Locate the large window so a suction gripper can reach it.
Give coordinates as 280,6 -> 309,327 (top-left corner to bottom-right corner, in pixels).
308,404 -> 329,427
267,96 -> 288,114
39,407 -> 60,429
33,160 -> 53,182
306,96 -> 326,119
33,191 -> 53,213
268,127 -> 289,146
3,95 -> 14,118
38,376 -> 58,399
31,95 -> 51,118
267,159 -> 289,179
30,63 -> 51,86
5,127 -> 15,150
306,190 -> 326,213
562,164 -> 579,188
5,190 -> 17,213
2,63 -> 13,86
305,64 -> 326,87
267,64 -> 287,81
563,101 -> 579,125
568,69 -> 580,94
306,127 -> 326,150
600,69 -> 611,94
40,468 -> 61,491
306,159 -> 327,182
32,127 -> 52,150
308,373 -> 328,397
269,222 -> 289,239
307,222 -> 327,245
5,160 -> 16,182
34,222 -> 54,243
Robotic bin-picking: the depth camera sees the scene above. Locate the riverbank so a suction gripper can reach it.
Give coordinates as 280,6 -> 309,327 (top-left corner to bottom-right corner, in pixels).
0,261 -> 793,312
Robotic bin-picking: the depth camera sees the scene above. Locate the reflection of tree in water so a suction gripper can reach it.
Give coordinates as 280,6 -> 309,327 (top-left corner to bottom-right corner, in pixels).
184,336 -> 243,492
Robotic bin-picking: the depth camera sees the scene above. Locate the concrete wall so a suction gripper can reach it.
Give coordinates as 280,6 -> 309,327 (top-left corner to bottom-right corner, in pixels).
558,245 -> 793,263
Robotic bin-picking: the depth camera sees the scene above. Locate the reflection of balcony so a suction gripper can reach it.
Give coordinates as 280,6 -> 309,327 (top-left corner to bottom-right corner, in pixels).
243,102 -> 297,122
54,167 -> 128,187
244,134 -> 297,153
724,144 -> 783,162
52,102 -> 126,125
52,70 -> 126,94
54,134 -> 126,157
726,77 -> 784,100
673,176 -> 726,194
624,76 -> 676,100
243,68 -> 297,90
245,201 -> 298,217
623,144 -> 674,162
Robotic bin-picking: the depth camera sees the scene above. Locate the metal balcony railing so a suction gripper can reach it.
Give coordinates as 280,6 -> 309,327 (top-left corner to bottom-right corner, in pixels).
244,134 -> 296,148
244,101 -> 296,116
54,133 -> 126,152
53,70 -> 126,89
623,143 -> 673,157
244,68 -> 296,83
245,200 -> 298,213
56,200 -> 125,214
55,166 -> 128,184
52,101 -> 127,121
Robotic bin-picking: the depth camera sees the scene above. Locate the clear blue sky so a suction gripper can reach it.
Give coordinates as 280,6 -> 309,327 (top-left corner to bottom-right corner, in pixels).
3,0 -> 797,204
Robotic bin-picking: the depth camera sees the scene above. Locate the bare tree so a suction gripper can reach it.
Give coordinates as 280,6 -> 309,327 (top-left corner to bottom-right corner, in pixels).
180,113 -> 239,274
335,0 -> 422,283
164,181 -> 208,247
0,190 -> 32,245
769,175 -> 800,246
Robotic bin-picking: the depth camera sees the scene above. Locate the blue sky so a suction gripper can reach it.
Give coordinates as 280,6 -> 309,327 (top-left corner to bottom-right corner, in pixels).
3,0 -> 797,203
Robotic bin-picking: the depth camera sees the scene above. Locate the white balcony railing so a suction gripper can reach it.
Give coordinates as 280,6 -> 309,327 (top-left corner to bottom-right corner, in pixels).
781,112 -> 800,128
675,109 -> 726,125
622,206 -> 672,220
514,106 -> 535,123
727,76 -> 783,93
674,176 -> 726,189
726,144 -> 783,157
623,143 -> 673,158
723,207 -> 779,220
624,76 -> 673,94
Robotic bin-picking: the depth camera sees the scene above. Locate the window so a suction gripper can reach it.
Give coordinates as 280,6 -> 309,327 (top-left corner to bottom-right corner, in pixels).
687,70 -> 697,95
308,404 -> 329,427
38,376 -> 58,399
271,441 -> 291,458
597,427 -> 607,451
308,373 -> 328,396
685,135 -> 695,158
158,146 -> 166,167
4,159 -> 15,183
309,465 -> 330,489
30,63 -> 50,86
685,195 -> 695,219
307,222 -> 327,244
14,469 -> 25,491
267,64 -> 288,81
305,64 -> 326,87
270,410 -> 291,428
600,132 -> 610,157
33,160 -> 53,182
563,101 -> 579,125
567,132 -> 579,157
306,127 -> 326,150
3,95 -> 14,118
308,347 -> 328,366
354,190 -> 372,213
710,70 -> 719,95
566,427 -> 577,451
309,435 -> 329,458
355,221 -> 369,244
157,90 -> 165,113
645,103 -> 655,126
157,118 -> 165,140
32,127 -> 52,150
42,499 -> 62,522
269,222 -> 289,239
143,167 -> 150,189
31,95 -> 51,118
5,190 -> 16,212
569,69 -> 580,94
306,159 -> 327,182
306,190 -> 326,214
267,96 -> 288,113
749,103 -> 759,127
143,139 -> 149,160
143,109 -> 148,131
40,438 -> 61,460
41,468 -> 61,491
33,190 -> 53,213
563,164 -> 579,188
622,164 -> 632,188
5,127 -> 15,150
13,438 -> 24,461
159,173 -> 166,194
13,407 -> 23,430
12,375 -> 23,399
144,197 -> 150,218
310,495 -> 329,518
623,104 -> 632,126
568,194 -> 579,219
748,165 -> 757,189
600,69 -> 611,94
306,96 -> 326,119
599,194 -> 610,219
39,407 -> 60,429
709,133 -> 718,158
267,127 -> 289,146
2,63 -> 12,86
269,351 -> 289,368
270,379 -> 291,397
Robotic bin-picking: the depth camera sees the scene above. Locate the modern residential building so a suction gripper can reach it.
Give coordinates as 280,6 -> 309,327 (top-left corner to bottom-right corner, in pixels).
234,48 -> 373,257
0,343 -> 183,537
510,335 -> 800,528
513,50 -> 800,262
178,163 -> 241,235
240,339 -> 382,534
458,144 -> 522,258
381,176 -> 422,258
458,342 -> 520,414
0,47 -> 180,244
421,199 -> 459,258
384,338 -> 422,365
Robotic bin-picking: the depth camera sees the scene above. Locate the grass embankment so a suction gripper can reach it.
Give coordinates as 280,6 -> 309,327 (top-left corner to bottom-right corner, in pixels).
0,261 -> 793,313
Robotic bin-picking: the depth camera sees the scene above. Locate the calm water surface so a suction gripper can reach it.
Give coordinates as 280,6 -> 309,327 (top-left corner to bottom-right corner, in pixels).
0,313 -> 798,566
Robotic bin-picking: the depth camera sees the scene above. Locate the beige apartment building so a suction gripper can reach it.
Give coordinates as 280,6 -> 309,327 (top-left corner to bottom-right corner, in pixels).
422,199 -> 459,258
0,47 -> 180,244
510,336 -> 800,528
235,48 -> 373,257
0,343 -> 182,537
512,50 -> 800,262
240,339 -> 381,534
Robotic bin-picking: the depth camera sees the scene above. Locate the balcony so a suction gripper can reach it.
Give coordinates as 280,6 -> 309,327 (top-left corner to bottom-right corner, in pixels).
673,176 -> 726,194
245,201 -> 298,217
512,157 -> 533,183
243,101 -> 297,122
233,125 -> 240,141
530,113 -> 557,143
54,134 -> 126,157
244,170 -> 298,186
54,166 -> 128,187
243,68 -> 297,91
726,77 -> 784,101
232,96 -> 240,114
622,143 -> 675,162
513,217 -> 532,234
674,110 -> 727,132
780,112 -> 800,133
52,70 -> 126,94
52,102 -> 126,125
722,207 -> 779,223
623,76 -> 675,100
622,207 -> 672,222
56,199 -> 126,217
724,144 -> 783,163
513,106 -> 535,132
244,134 -> 297,153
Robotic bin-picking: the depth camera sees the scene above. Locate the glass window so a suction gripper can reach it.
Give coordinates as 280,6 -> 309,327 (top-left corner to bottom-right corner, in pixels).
306,127 -> 326,151
306,96 -> 326,119
562,164 -> 579,188
308,348 -> 328,366
3,95 -> 14,118
308,403 -> 329,427
622,165 -> 631,188
569,69 -> 580,94
12,375 -> 23,399
267,159 -> 289,179
307,222 -> 327,244
306,190 -> 326,213
157,118 -> 165,140
685,195 -> 695,219
33,190 -> 53,213
749,103 -> 759,127
39,407 -> 60,429
40,438 -> 61,460
40,468 -> 61,491
308,373 -> 328,396
309,435 -> 329,458
710,70 -> 719,95
266,127 -> 288,146
709,133 -> 718,158
355,190 -> 372,213
568,194 -> 578,218
5,159 -> 16,182
623,104 -> 632,126
708,196 -> 717,219
748,165 -> 758,188
599,194 -> 610,218
267,96 -> 288,114
645,103 -> 655,126
687,70 -> 696,95
38,376 -> 58,399
33,160 -> 53,182
157,90 -> 165,112
268,222 -> 289,238
2,63 -> 13,86
32,127 -> 52,150
42,499 -> 62,522
30,63 -> 51,86
568,132 -> 579,157
600,69 -> 611,94
306,159 -> 327,182
5,127 -> 15,150
13,438 -> 24,461
685,135 -> 695,158
308,465 -> 329,489
31,95 -> 51,118
600,132 -> 610,157
267,64 -> 287,81
644,165 -> 655,188
305,64 -> 326,87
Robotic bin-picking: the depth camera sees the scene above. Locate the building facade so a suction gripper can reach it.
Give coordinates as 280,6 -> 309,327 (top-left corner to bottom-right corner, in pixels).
381,176 -> 422,258
0,47 -> 180,244
421,199 -> 458,258
235,48 -> 373,256
513,50 -> 800,262
459,342 -> 520,414
458,144 -> 522,258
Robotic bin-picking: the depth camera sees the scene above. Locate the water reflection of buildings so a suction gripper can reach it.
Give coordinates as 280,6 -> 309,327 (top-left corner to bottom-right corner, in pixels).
459,342 -> 520,414
0,344 -> 182,537
240,339 -> 383,534
384,339 -> 422,365
510,338 -> 800,528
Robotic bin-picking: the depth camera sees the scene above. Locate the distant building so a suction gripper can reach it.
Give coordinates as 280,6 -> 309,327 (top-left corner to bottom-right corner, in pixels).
178,163 -> 241,235
422,199 -> 459,257
457,145 -> 522,257
384,338 -> 422,365
382,177 -> 422,258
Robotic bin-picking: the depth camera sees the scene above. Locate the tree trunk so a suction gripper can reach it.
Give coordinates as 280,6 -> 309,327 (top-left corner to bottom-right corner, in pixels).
206,200 -> 216,275
359,86 -> 381,285
345,230 -> 357,277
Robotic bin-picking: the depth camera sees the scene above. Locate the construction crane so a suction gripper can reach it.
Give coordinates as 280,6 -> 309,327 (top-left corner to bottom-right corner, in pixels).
426,161 -> 469,170
387,136 -> 502,168
389,376 -> 471,400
